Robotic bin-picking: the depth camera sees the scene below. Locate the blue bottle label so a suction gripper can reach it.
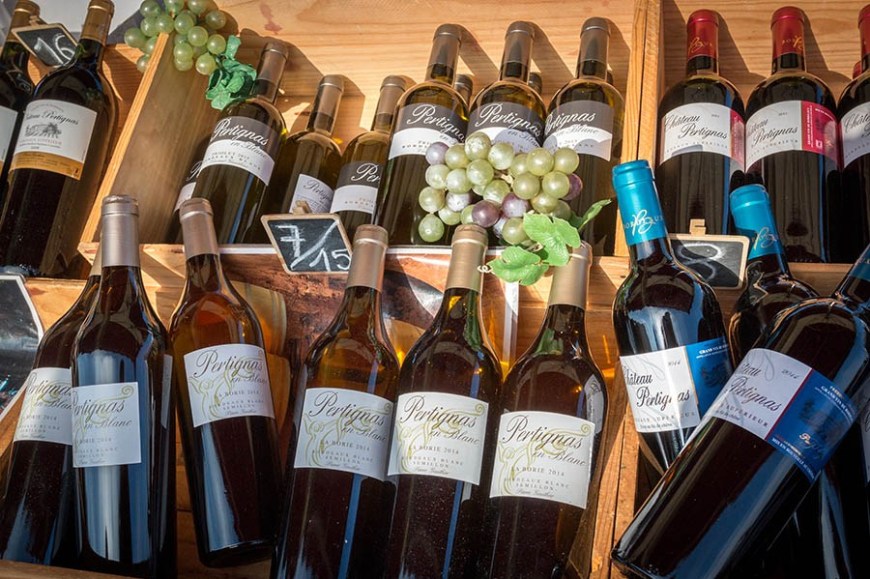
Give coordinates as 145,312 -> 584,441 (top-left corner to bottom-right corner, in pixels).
616,184 -> 668,246
710,348 -> 857,481
733,207 -> 784,261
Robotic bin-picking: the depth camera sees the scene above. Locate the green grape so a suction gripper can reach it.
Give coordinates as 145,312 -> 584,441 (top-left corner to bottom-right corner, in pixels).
124,27 -> 146,49
205,10 -> 227,30
553,200 -> 572,220
488,142 -> 515,170
483,179 -> 510,204
175,12 -> 196,34
554,148 -> 580,174
140,16 -> 159,37
464,131 -> 492,161
173,42 -> 194,62
501,217 -> 528,245
460,205 -> 475,224
531,193 -> 558,214
513,173 -> 540,200
139,0 -> 161,18
188,26 -> 209,47
195,52 -> 217,75
444,144 -> 469,169
188,0 -> 211,15
192,44 -> 207,58
143,36 -> 158,55
136,54 -> 150,73
438,207 -> 462,226
174,57 -> 193,72
174,33 -> 189,46
425,164 -> 450,189
472,183 -> 487,196
206,34 -> 226,55
466,159 -> 494,187
418,187 -> 446,213
165,0 -> 185,13
527,147 -> 555,176
156,13 -> 175,34
541,171 -> 570,199
446,168 -> 472,193
418,214 -> 446,243
509,153 -> 528,177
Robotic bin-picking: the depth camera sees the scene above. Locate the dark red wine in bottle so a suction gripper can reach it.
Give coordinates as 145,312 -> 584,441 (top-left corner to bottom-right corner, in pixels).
482,244 -> 608,578
656,10 -> 745,235
745,7 -> 839,263
612,246 -> 870,578
611,160 -> 732,473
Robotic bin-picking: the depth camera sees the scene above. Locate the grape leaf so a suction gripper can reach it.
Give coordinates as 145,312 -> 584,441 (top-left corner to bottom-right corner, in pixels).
574,198 -> 613,233
553,217 -> 581,248
224,35 -> 242,60
205,36 -> 258,110
522,213 -> 571,266
488,246 -> 549,285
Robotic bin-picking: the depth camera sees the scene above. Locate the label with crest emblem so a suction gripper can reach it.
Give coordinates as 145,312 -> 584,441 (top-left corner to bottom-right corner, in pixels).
11,99 -> 97,179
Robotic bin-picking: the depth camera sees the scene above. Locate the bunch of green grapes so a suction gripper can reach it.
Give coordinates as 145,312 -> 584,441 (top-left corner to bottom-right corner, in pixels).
124,0 -> 228,75
418,131 -> 583,244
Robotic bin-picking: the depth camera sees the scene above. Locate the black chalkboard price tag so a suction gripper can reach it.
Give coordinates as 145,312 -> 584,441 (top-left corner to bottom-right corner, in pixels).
669,234 -> 749,289
261,214 -> 352,274
12,24 -> 77,67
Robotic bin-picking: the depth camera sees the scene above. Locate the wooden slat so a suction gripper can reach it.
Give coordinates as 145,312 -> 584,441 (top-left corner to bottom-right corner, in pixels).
0,561 -> 125,578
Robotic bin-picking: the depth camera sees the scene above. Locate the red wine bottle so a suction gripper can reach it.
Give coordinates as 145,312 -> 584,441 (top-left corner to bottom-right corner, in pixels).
170,199 -> 282,567
72,196 -> 175,577
656,10 -> 745,235
612,246 -> 870,578
745,7 -> 839,263
385,224 -> 502,577
482,244 -> 608,578
271,225 -> 399,579
0,252 -> 100,566
611,160 -> 732,473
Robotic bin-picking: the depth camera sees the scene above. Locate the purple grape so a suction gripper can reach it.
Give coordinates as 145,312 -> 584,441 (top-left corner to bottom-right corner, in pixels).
501,193 -> 530,218
564,173 -> 583,201
471,201 -> 500,228
493,215 -> 508,237
425,141 -> 449,165
446,192 -> 473,212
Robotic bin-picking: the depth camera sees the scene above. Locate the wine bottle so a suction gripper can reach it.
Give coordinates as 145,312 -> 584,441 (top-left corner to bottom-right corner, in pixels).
545,18 -> 624,256
528,71 -> 543,96
611,160 -> 732,473
454,74 -> 474,107
468,22 -> 545,153
189,42 -> 288,245
612,246 -> 870,578
331,77 -> 406,240
482,244 -> 608,578
374,24 -> 468,245
0,0 -> 117,278
0,250 -> 101,566
71,196 -> 175,577
272,225 -> 400,579
385,224 -> 502,577
165,136 -> 209,243
729,184 -> 818,363
170,199 -> 282,567
656,10 -> 745,236
745,7 -> 839,263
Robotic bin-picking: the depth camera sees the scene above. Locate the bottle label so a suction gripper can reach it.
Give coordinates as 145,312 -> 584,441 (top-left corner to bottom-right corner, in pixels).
330,161 -> 381,214
734,202 -> 784,260
468,101 -> 544,153
659,103 -> 745,168
183,343 -> 275,428
14,367 -> 72,446
11,99 -> 97,179
710,348 -> 857,481
840,102 -> 870,167
620,337 -> 732,433
290,174 -> 335,214
543,100 -> 614,161
745,101 -> 839,169
0,105 -> 18,168
294,388 -> 394,481
489,411 -> 595,508
387,392 -> 489,484
72,382 -> 141,468
619,201 -> 668,246
200,116 -> 280,185
174,159 -> 203,211
860,403 -> 870,484
388,103 -> 467,159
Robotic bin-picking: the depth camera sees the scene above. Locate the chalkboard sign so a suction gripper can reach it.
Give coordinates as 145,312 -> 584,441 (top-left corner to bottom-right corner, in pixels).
262,214 -> 352,274
12,24 -> 77,67
670,234 -> 749,289
0,275 -> 44,422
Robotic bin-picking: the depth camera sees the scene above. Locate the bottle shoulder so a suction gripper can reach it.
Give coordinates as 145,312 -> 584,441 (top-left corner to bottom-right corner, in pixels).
289,129 -> 342,154
342,130 -> 390,161
34,62 -> 116,112
470,80 -> 546,118
549,77 -> 625,113
837,74 -> 870,115
399,81 -> 468,116
659,74 -> 745,114
747,70 -> 836,113
223,98 -> 287,132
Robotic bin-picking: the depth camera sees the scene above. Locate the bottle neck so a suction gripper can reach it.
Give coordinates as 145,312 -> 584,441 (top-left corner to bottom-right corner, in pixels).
532,304 -> 589,356
745,253 -> 790,284
426,33 -> 460,85
77,4 -> 111,68
371,84 -> 404,133
335,285 -> 385,338
73,37 -> 106,67
0,40 -> 28,72
307,83 -> 341,135
628,237 -> 676,265
96,266 -> 148,313
499,31 -> 532,82
433,288 -> 484,342
834,248 -> 870,309
685,18 -> 720,75
861,17 -> 870,75
771,18 -> 806,73
184,253 -> 232,295
252,49 -> 287,104
576,27 -> 609,79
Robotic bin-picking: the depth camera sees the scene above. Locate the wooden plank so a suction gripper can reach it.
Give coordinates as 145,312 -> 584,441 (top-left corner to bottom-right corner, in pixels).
0,561 -> 125,578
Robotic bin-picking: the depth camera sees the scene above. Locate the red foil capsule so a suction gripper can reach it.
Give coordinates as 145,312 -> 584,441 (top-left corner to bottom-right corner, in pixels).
686,9 -> 719,60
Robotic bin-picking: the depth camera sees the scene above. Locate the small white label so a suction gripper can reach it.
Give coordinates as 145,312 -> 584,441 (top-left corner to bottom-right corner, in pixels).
330,185 -> 377,214
294,388 -> 394,481
860,402 -> 870,484
0,105 -> 18,163
290,174 -> 335,214
12,99 -> 97,179
543,100 -> 614,161
388,128 -> 460,159
489,411 -> 595,508
388,392 -> 489,484
200,116 -> 279,185
183,344 -> 275,428
620,348 -> 702,432
72,382 -> 141,468
14,367 -> 72,446
660,103 -> 744,168
841,102 -> 870,167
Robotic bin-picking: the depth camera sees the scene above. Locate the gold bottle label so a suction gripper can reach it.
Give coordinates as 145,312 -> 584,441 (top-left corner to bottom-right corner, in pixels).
10,100 -> 97,179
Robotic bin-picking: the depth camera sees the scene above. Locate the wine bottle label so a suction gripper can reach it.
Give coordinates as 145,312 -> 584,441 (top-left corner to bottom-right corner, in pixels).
734,201 -> 784,261
184,344 -> 275,428
330,161 -> 381,214
620,337 -> 732,433
388,103 -> 467,160
290,174 -> 335,214
860,403 -> 870,484
659,103 -> 745,169
489,411 -> 595,508
0,105 -> 19,168
710,348 -> 856,481
72,382 -> 141,468
619,195 -> 668,246
543,100 -> 614,161
840,102 -> 870,167
387,392 -> 489,484
200,116 -> 280,185
745,101 -> 839,169
468,102 -> 544,153
174,159 -> 204,211
294,388 -> 394,481
13,367 -> 72,446
10,99 -> 97,179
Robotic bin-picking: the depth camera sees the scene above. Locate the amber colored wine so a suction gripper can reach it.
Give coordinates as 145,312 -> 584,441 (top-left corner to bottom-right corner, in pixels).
385,224 -> 502,577
482,244 -> 608,578
170,199 -> 282,567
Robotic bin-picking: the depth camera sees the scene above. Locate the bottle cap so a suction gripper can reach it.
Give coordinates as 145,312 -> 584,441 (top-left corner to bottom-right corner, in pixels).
179,198 -> 219,258
12,0 -> 39,18
320,75 -> 345,92
347,225 -> 389,291
101,194 -> 139,216
549,241 -> 593,309
381,75 -> 407,90
688,10 -> 719,25
582,17 -> 610,34
771,6 -> 804,26
88,0 -> 115,15
435,24 -> 463,41
262,41 -> 290,59
612,159 -> 654,190
446,224 -> 488,292
101,195 -> 139,268
506,21 -> 535,38
861,5 -> 870,24
730,184 -> 770,212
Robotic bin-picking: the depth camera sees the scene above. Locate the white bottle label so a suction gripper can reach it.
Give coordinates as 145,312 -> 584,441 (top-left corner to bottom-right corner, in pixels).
860,402 -> 870,484
745,100 -> 839,169
330,161 -> 381,214
72,382 -> 141,468
841,102 -> 870,167
543,100 -> 615,161
468,102 -> 544,153
184,343 -> 274,428
294,388 -> 394,481
387,392 -> 489,484
174,158 -> 203,211
200,116 -> 280,185
659,103 -> 745,168
489,411 -> 595,508
11,99 -> 97,179
14,367 -> 72,446
290,174 -> 335,214
0,105 -> 19,168
388,103 -> 467,160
